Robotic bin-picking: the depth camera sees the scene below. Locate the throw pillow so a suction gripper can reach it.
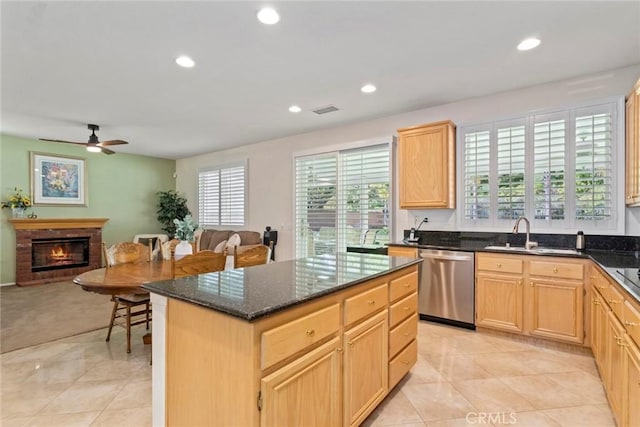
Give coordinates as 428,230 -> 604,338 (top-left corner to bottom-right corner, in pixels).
226,233 -> 241,251
214,239 -> 228,253
105,245 -> 116,266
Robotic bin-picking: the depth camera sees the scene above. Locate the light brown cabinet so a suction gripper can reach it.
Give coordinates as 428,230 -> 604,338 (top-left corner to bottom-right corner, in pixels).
387,246 -> 418,258
626,77 -> 640,206
475,253 -> 586,344
589,264 -> 640,427
163,264 -> 418,427
397,120 -> 456,209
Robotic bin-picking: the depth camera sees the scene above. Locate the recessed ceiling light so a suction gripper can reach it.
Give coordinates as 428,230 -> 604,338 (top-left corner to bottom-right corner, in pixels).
517,38 -> 541,51
257,7 -> 279,25
289,105 -> 302,113
361,84 -> 377,93
175,55 -> 195,68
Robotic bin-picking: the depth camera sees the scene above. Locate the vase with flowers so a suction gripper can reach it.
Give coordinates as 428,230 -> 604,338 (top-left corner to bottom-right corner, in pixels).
173,214 -> 199,258
2,187 -> 32,218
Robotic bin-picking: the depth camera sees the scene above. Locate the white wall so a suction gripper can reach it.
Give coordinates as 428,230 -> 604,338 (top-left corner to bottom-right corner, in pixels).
177,64 -> 640,262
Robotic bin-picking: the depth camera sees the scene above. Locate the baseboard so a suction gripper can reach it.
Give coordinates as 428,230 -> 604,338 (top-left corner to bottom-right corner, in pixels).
0,282 -> 16,287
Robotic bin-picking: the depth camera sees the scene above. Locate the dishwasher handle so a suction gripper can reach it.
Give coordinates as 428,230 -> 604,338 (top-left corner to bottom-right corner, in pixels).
420,252 -> 473,262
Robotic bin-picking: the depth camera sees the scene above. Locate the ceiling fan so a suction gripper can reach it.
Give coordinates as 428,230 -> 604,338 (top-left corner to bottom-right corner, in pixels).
40,124 -> 128,155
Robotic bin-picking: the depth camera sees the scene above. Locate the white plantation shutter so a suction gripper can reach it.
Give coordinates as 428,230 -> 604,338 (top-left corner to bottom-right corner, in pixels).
295,144 -> 390,258
463,129 -> 491,221
295,154 -> 337,258
496,122 -> 526,220
198,163 -> 246,227
533,115 -> 567,224
574,106 -> 613,223
460,100 -> 618,232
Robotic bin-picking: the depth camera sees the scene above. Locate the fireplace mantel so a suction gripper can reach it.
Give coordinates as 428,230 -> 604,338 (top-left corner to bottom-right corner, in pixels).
9,218 -> 108,230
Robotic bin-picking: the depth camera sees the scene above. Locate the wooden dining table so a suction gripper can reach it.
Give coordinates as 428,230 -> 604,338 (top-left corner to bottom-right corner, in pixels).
73,260 -> 173,295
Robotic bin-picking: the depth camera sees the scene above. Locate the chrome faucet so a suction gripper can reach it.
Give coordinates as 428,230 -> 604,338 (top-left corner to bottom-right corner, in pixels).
512,216 -> 538,250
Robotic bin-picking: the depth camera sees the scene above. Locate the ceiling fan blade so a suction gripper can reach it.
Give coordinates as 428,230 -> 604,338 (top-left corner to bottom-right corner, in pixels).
98,139 -> 129,146
39,138 -> 87,146
101,147 -> 116,155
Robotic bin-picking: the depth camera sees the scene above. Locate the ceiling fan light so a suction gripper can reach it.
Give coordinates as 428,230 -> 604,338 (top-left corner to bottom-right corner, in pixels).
257,7 -> 279,25
86,146 -> 102,153
175,55 -> 195,68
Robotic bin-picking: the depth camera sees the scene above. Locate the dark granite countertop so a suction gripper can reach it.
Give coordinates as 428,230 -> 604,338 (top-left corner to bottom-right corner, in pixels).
388,233 -> 640,303
142,253 -> 422,322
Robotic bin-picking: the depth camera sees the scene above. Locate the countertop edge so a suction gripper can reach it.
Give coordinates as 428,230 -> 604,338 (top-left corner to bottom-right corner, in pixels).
143,258 -> 422,322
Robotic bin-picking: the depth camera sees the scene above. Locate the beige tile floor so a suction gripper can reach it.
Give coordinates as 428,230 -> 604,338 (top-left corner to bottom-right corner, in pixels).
1,321 -> 615,427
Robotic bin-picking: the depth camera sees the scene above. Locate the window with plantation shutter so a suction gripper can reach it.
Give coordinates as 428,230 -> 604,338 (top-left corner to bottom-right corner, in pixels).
460,100 -> 619,232
295,144 -> 390,258
463,130 -> 491,220
496,122 -> 526,220
198,162 -> 246,227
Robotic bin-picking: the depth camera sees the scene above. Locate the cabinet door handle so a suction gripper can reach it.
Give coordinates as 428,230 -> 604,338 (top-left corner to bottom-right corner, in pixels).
608,300 -> 620,305
553,267 -> 559,273
593,299 -> 600,306
336,348 -> 343,353
403,283 -> 410,288
403,306 -> 410,311
625,321 -> 638,327
403,332 -> 409,337
530,281 -> 534,287
348,341 -> 354,346
496,263 -> 502,268
367,300 -> 376,305
305,329 -> 315,337
401,360 -> 409,365
517,280 -> 522,287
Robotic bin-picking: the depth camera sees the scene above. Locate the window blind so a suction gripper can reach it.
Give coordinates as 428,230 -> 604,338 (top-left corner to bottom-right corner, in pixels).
496,124 -> 526,220
198,163 -> 245,227
463,130 -> 491,220
294,144 -> 390,258
460,100 -> 618,232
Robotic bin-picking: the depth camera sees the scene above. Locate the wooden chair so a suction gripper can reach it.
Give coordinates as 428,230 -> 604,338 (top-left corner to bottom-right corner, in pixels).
172,250 -> 227,278
102,242 -> 153,353
233,244 -> 271,269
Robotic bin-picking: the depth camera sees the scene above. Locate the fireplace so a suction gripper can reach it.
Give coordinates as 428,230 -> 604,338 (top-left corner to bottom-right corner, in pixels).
32,237 -> 90,272
9,218 -> 108,286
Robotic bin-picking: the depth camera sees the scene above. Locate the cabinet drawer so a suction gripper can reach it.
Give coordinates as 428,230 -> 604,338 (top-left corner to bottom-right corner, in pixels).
606,284 -> 625,320
389,292 -> 417,328
477,255 -> 523,274
261,303 -> 340,370
624,299 -> 640,347
389,271 -> 418,302
344,284 -> 388,326
590,268 -> 610,295
389,339 -> 417,390
388,246 -> 418,258
530,260 -> 583,280
389,313 -> 418,358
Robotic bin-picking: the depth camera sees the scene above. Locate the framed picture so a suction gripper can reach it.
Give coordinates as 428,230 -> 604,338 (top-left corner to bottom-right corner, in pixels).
30,152 -> 87,206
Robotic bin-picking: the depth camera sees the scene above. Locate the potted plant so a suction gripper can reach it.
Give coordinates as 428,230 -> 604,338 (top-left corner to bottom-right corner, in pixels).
157,190 -> 190,238
173,215 -> 199,258
2,187 -> 32,218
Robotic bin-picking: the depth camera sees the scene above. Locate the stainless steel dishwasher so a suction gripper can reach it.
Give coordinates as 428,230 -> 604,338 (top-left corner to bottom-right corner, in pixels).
419,249 -> 475,329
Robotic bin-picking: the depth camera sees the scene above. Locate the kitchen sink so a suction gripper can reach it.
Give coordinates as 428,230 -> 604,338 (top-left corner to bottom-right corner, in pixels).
483,245 -> 580,256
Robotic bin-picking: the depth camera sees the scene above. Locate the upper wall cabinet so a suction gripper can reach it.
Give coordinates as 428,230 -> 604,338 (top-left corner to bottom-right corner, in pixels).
397,120 -> 456,209
626,77 -> 640,207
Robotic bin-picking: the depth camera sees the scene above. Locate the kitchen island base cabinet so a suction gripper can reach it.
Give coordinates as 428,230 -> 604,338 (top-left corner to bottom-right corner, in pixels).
155,264 -> 419,427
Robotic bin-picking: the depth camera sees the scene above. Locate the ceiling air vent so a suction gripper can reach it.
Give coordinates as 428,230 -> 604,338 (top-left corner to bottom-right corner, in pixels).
311,105 -> 339,115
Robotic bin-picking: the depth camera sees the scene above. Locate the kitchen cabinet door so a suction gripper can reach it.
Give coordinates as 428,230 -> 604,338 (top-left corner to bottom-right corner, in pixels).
622,335 -> 640,427
398,121 -> 456,209
529,278 -> 584,344
261,337 -> 342,427
475,272 -> 524,333
605,310 -> 625,424
343,310 -> 388,427
591,289 -> 609,372
626,81 -> 640,206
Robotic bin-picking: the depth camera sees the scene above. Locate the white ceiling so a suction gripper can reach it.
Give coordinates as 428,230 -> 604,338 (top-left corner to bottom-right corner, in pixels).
2,1 -> 640,160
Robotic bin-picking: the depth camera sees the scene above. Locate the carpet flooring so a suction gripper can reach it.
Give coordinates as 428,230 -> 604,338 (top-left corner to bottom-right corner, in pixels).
0,281 -> 113,353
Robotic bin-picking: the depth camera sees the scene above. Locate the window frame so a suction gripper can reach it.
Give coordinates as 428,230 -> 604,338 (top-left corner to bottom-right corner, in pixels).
457,97 -> 624,234
197,160 -> 247,228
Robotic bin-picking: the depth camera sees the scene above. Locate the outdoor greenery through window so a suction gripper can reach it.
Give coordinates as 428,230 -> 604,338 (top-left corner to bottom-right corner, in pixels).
198,163 -> 246,227
462,101 -> 618,232
295,144 -> 390,258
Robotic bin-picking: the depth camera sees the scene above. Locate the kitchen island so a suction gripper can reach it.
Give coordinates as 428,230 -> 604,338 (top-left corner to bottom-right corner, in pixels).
143,252 -> 421,427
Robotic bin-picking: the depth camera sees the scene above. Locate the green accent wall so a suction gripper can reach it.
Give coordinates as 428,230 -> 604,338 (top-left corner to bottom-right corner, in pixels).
0,134 -> 176,284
